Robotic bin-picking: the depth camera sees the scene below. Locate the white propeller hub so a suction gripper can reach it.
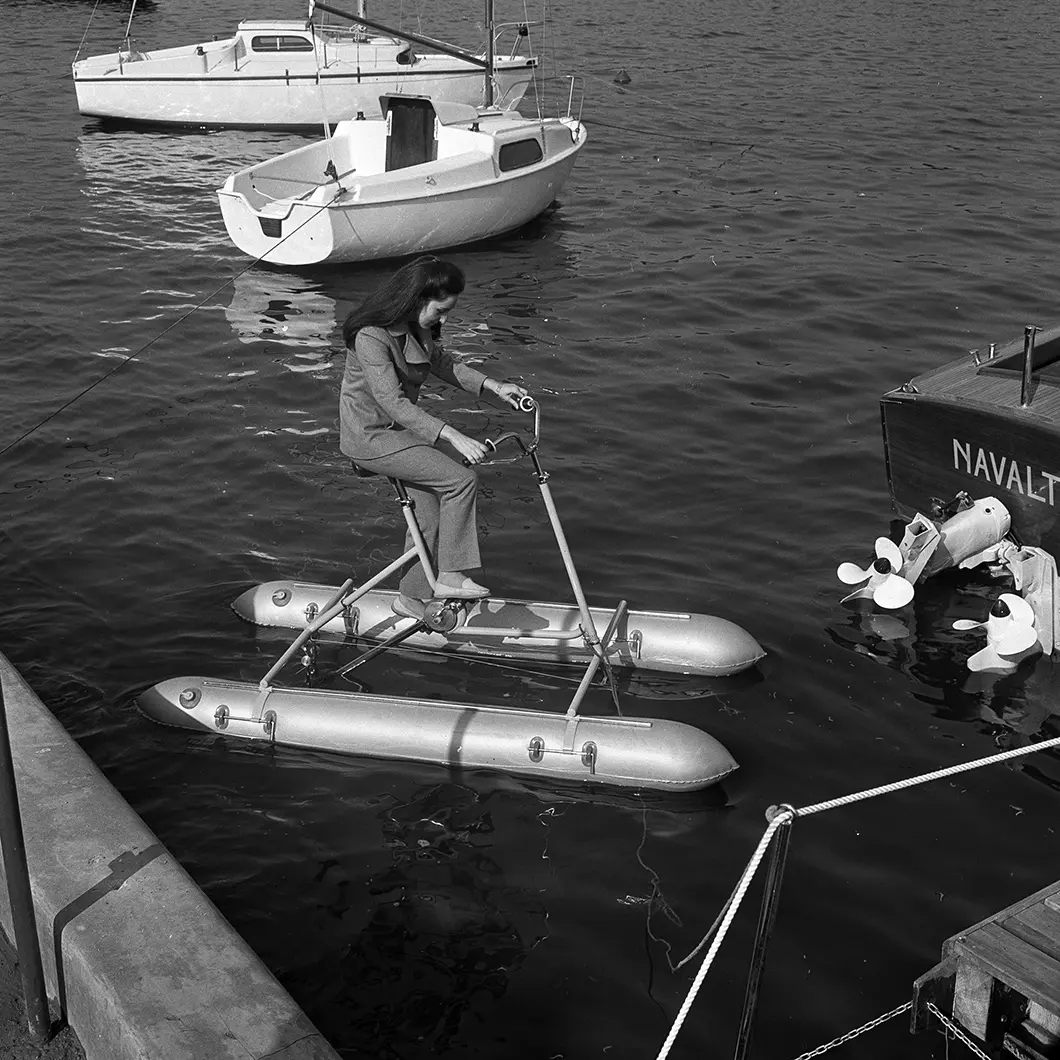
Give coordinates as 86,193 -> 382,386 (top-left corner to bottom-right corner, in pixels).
951,592 -> 1040,672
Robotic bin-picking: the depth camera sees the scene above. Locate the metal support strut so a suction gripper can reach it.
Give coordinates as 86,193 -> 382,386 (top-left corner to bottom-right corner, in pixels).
733,804 -> 795,1060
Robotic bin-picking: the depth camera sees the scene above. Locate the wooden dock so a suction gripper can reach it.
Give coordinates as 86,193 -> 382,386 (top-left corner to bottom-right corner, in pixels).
914,880 -> 1060,1058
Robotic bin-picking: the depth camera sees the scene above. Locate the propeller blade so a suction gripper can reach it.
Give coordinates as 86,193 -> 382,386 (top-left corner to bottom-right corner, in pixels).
837,562 -> 870,585
952,619 -> 984,632
998,592 -> 1035,627
871,573 -> 914,609
840,586 -> 876,606
966,644 -> 1015,673
874,537 -> 904,572
993,624 -> 1040,656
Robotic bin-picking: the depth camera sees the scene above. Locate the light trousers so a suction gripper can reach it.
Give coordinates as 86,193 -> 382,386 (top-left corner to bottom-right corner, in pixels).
354,444 -> 480,600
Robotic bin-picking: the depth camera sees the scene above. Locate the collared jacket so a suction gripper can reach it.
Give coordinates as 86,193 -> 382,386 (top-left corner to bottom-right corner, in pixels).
339,325 -> 488,459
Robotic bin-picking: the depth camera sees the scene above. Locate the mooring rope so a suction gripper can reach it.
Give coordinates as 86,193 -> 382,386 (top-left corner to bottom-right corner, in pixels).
653,733 -> 1060,1060
0,188 -> 344,462
792,734 -> 1060,818
73,0 -> 105,61
654,814 -> 788,1060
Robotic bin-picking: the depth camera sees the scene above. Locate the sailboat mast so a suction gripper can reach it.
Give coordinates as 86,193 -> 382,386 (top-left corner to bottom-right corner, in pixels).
122,0 -> 139,48
484,0 -> 495,107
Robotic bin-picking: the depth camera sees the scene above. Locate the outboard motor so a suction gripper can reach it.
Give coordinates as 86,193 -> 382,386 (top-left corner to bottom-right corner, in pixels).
837,492 -> 1060,666
896,495 -> 1011,582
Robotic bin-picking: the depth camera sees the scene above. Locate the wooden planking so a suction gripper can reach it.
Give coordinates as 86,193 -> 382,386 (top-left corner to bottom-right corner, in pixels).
951,922 -> 1060,1020
943,881 -> 1060,950
953,958 -> 994,1041
896,353 -> 1060,419
880,393 -> 1060,549
911,956 -> 957,1033
918,883 -> 1060,1049
1005,904 -> 1060,965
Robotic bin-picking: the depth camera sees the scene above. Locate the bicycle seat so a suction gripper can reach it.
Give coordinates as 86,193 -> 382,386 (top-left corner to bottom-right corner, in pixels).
351,462 -> 377,478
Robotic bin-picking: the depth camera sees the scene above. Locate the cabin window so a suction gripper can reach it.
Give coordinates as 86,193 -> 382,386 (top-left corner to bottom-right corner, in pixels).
498,139 -> 543,172
250,35 -> 314,52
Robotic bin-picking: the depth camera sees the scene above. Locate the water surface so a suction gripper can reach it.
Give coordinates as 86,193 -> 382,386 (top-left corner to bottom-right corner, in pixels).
2,0 -> 1060,1056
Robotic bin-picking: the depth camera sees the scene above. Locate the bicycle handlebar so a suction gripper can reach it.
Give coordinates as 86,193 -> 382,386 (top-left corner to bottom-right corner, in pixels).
460,395 -> 538,465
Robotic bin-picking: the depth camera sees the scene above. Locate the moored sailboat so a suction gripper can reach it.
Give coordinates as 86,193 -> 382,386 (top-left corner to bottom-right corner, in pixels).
72,0 -> 537,129
217,94 -> 585,265
216,0 -> 586,265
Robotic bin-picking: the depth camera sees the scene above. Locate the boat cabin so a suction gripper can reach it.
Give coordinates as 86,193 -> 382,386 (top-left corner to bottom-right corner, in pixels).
373,94 -> 548,175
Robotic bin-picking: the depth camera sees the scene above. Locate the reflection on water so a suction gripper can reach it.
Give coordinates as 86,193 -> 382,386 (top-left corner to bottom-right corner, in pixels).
226,268 -> 339,349
827,569 -> 1060,767
286,782 -> 548,1056
75,126 -> 313,254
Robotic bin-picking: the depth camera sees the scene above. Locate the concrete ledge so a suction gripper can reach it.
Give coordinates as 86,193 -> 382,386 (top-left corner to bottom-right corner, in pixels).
0,653 -> 341,1060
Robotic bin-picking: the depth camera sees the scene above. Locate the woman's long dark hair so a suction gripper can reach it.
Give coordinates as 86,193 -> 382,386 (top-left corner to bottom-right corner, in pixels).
342,256 -> 466,348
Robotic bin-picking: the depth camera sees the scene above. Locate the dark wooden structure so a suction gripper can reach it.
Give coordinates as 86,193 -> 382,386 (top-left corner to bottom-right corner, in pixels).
881,321 -> 1060,558
913,880 -> 1060,1058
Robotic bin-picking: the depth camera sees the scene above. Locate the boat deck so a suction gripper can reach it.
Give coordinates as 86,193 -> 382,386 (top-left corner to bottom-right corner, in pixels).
896,322 -> 1060,421
913,879 -> 1060,1058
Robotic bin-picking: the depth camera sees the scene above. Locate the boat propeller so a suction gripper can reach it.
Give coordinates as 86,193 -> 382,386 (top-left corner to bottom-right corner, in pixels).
951,592 -> 1041,672
837,538 -> 915,609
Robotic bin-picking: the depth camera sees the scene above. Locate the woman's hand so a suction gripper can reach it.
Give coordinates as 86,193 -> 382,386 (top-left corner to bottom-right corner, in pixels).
440,425 -> 490,465
484,378 -> 530,410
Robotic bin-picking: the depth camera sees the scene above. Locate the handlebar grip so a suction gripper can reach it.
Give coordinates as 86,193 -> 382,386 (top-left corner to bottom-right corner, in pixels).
516,395 -> 536,413
461,438 -> 497,467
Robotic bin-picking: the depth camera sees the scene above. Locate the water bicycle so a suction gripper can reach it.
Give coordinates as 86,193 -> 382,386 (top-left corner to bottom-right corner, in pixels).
138,399 -> 765,792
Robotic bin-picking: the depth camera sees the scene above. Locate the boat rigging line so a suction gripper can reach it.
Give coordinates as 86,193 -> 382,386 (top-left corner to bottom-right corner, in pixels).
0,189 -> 344,463
73,0 -> 105,63
651,732 -> 1060,1060
580,72 -> 755,149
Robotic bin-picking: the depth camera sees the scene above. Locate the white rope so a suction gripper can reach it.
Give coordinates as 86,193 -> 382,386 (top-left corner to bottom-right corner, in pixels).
794,734 -> 1060,818
653,734 -> 1060,1060
652,815 -> 787,1060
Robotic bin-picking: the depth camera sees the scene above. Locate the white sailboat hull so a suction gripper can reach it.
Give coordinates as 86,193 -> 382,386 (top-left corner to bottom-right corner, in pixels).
217,108 -> 585,265
72,22 -> 536,128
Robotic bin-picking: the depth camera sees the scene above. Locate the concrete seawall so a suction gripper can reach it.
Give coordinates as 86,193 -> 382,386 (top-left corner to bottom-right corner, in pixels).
0,653 -> 341,1060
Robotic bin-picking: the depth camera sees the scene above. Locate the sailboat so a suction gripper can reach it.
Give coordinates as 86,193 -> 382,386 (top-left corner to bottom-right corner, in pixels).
72,0 -> 537,129
216,2 -> 586,265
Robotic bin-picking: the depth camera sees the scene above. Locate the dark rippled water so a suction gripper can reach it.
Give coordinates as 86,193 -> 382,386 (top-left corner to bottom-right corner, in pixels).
3,0 -> 1060,1056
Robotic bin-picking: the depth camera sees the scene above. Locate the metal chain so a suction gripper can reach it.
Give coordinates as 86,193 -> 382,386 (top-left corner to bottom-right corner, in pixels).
788,1001 -> 912,1060
926,1003 -> 993,1060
